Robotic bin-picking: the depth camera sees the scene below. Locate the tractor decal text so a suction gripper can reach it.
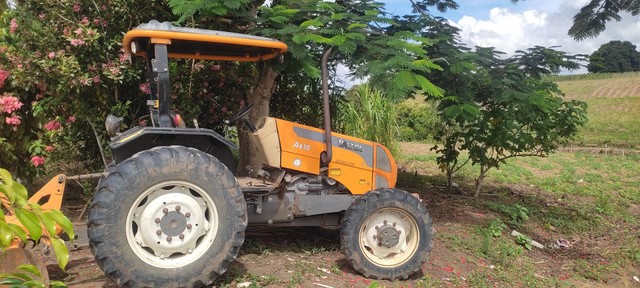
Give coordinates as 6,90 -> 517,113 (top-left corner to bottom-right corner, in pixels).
293,142 -> 311,151
337,139 -> 363,152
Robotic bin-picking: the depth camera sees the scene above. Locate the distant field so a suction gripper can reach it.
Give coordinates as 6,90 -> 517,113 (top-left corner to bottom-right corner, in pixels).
550,73 -> 640,149
552,72 -> 640,148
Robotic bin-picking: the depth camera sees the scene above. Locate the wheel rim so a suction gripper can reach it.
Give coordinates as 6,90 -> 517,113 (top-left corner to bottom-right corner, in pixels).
126,181 -> 219,268
359,207 -> 420,267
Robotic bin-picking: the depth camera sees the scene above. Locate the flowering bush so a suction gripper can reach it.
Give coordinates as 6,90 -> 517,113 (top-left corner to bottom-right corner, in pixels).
0,2 -> 173,179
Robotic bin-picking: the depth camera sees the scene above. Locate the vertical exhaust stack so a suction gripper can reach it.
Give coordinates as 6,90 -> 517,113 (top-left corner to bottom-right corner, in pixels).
321,48 -> 333,165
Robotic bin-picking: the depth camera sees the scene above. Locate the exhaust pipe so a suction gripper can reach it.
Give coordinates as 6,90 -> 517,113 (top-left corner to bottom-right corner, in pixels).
320,48 -> 333,165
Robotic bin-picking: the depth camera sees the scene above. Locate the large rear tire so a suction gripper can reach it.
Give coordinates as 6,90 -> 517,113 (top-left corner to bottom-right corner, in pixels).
88,146 -> 246,287
340,188 -> 433,280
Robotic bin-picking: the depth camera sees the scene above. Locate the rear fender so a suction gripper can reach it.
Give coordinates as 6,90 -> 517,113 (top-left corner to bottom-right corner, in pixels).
109,127 -> 238,171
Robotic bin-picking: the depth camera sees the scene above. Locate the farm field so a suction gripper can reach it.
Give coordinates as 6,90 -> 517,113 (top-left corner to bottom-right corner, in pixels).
553,72 -> 640,149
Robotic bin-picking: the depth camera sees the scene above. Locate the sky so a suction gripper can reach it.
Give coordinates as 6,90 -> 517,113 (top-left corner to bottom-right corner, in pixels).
382,0 -> 640,73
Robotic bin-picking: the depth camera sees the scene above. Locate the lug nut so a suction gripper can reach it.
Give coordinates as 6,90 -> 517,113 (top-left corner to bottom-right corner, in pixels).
155,217 -> 161,223
393,222 -> 397,227
156,229 -> 162,235
373,235 -> 377,240
185,212 -> 191,217
375,226 -> 379,230
175,205 -> 181,211
383,220 -> 388,225
166,236 -> 172,242
179,234 -> 185,240
162,207 -> 169,213
187,224 -> 192,229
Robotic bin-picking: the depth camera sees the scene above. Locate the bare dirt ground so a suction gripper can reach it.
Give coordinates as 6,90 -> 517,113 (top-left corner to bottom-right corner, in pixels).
38,143 -> 638,287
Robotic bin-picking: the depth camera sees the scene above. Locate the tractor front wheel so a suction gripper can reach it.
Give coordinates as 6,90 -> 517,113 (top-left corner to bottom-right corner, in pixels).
88,146 -> 246,287
340,188 -> 433,280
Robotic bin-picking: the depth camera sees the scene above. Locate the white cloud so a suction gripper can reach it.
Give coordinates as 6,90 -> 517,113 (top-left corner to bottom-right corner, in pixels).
449,0 -> 640,71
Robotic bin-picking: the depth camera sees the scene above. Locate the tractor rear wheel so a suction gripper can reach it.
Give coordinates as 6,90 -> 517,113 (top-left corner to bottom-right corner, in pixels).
340,188 -> 433,280
88,146 -> 246,287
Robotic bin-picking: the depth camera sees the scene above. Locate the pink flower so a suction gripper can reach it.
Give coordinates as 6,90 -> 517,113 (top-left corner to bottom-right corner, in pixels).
48,52 -> 55,59
212,64 -> 221,71
100,5 -> 107,11
9,18 -> 18,34
45,145 -> 55,152
0,96 -> 23,113
139,82 -> 151,94
80,16 -> 89,25
139,119 -> 147,127
73,3 -> 81,12
92,76 -> 100,83
74,27 -> 83,36
38,13 -> 46,20
118,53 -> 128,63
44,120 -> 61,131
5,115 -> 21,125
31,156 -> 45,167
0,70 -> 9,88
66,115 -> 76,123
69,39 -> 85,46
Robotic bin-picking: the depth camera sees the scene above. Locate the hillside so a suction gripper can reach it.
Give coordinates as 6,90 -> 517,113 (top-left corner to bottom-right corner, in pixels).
552,72 -> 640,149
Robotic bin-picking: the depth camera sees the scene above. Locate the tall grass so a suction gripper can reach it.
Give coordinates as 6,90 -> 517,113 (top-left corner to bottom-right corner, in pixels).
339,84 -> 399,155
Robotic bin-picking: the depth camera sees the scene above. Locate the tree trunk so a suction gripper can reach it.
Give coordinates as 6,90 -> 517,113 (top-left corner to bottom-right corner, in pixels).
474,168 -> 487,197
236,63 -> 278,176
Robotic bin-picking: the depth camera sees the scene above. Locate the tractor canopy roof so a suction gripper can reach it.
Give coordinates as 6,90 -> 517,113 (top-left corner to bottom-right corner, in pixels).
123,20 -> 288,62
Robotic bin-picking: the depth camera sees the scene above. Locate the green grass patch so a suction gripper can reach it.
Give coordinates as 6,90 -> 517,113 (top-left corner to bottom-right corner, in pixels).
576,97 -> 640,148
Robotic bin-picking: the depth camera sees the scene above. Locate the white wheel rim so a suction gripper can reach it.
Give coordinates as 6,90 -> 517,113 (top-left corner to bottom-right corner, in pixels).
359,207 -> 420,267
126,181 -> 219,268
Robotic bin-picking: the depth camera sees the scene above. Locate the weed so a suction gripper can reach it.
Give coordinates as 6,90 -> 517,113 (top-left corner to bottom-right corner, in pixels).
573,258 -> 617,282
487,219 -> 507,237
488,203 -> 529,226
514,234 -> 533,251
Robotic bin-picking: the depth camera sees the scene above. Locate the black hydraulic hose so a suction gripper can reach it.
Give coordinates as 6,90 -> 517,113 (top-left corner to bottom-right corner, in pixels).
321,48 -> 333,165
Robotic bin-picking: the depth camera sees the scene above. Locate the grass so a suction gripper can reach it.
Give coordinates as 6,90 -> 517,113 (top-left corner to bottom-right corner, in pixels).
399,143 -> 640,286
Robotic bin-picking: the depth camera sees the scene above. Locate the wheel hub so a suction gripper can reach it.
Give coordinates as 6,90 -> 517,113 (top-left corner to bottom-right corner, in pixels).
160,211 -> 187,236
377,225 -> 400,248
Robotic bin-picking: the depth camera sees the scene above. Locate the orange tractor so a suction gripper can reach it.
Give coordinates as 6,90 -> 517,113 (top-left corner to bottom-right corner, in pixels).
85,20 -> 433,287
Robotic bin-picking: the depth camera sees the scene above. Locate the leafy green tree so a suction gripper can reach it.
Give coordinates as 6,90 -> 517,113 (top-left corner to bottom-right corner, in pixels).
431,45 -> 588,196
168,0 -> 445,173
587,40 -> 640,73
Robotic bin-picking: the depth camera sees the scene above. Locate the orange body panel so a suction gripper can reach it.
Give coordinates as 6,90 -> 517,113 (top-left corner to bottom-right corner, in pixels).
123,29 -> 287,62
275,119 -> 396,195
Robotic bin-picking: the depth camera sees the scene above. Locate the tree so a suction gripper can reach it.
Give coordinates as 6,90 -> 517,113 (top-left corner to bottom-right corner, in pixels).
168,0 -> 445,174
431,45 -> 588,196
588,40 -> 640,73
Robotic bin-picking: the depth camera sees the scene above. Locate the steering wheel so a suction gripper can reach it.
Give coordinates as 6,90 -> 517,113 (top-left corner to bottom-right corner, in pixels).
226,104 -> 253,125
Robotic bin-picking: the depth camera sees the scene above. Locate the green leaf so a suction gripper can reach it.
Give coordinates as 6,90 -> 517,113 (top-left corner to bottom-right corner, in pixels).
415,75 -> 444,97
7,223 -> 27,243
0,221 -> 13,247
0,277 -> 23,285
394,70 -> 415,88
32,205 -> 56,237
51,237 -> 69,270
269,16 -> 289,23
17,264 -> 42,278
14,207 -> 42,241
347,23 -> 366,31
50,281 -> 68,288
300,19 -> 323,29
330,13 -> 344,20
20,280 -> 46,287
46,210 -> 75,241
11,181 -> 28,201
